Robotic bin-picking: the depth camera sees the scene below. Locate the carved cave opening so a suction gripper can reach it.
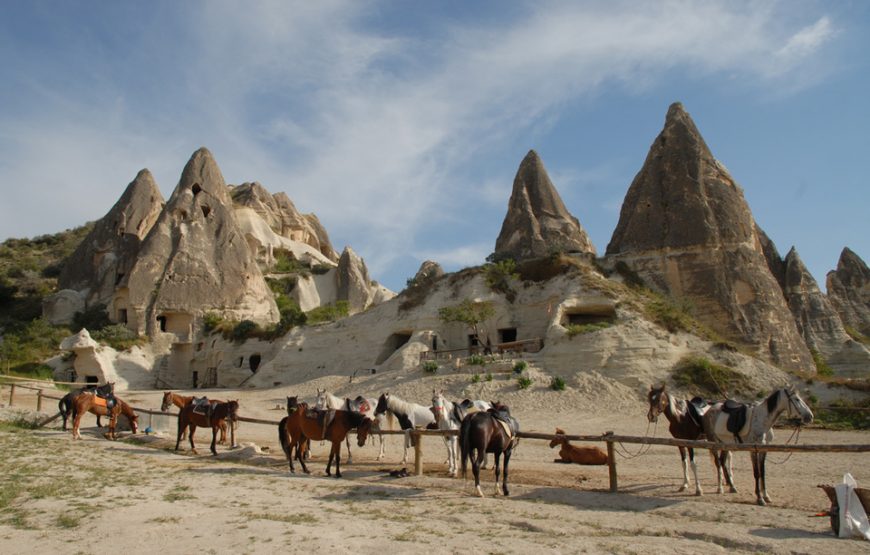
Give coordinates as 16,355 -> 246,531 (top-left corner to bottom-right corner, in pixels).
374,331 -> 413,365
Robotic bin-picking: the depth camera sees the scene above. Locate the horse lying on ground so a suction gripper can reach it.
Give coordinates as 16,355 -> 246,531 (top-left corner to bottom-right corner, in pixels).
59,383 -> 113,430
279,396 -> 373,478
460,401 -> 519,497
71,392 -> 137,440
161,391 -> 228,444
549,428 -> 608,465
702,385 -> 813,506
174,399 -> 238,456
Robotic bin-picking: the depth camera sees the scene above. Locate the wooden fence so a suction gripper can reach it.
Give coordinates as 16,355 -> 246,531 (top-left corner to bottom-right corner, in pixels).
3,379 -> 870,494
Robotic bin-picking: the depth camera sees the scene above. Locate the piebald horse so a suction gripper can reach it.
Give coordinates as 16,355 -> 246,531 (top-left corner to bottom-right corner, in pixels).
315,389 -> 388,463
374,392 -> 435,464
702,385 -> 813,506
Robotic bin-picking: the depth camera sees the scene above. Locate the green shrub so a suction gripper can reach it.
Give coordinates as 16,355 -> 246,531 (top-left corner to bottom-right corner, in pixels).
273,249 -> 308,274
671,356 -> 750,397
550,376 -> 566,391
91,324 -> 143,351
811,350 -> 835,377
467,354 -> 485,366
72,304 -> 111,332
306,301 -> 349,325
844,326 -> 870,345
470,373 -> 481,384
517,376 -> 532,390
565,321 -> 611,337
485,372 -> 493,382
422,361 -> 438,373
311,264 -> 333,275
202,312 -> 223,333
646,297 -> 694,333
813,398 -> 870,430
512,360 -> 527,374
614,260 -> 645,288
484,259 -> 518,301
231,320 -> 259,342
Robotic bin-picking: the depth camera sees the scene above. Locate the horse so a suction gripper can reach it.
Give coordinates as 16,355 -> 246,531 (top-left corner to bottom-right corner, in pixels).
431,389 -> 463,476
70,393 -> 137,441
315,389 -> 388,463
161,391 -> 228,444
460,402 -> 519,497
549,427 -> 608,465
647,383 -> 720,496
702,385 -> 813,506
374,392 -> 436,464
59,383 -> 113,430
279,396 -> 373,478
174,399 -> 239,456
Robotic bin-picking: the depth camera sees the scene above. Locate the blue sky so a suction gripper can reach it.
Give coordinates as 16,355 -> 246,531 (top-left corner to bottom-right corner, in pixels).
1,1 -> 867,293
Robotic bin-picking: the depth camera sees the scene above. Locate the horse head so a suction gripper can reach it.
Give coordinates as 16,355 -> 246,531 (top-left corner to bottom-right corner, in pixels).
374,393 -> 389,416
129,411 -> 139,434
286,396 -> 300,415
647,383 -> 667,423
549,427 -> 567,448
315,389 -> 328,410
783,385 -> 814,425
161,391 -> 173,412
356,417 -> 374,447
227,400 -> 240,422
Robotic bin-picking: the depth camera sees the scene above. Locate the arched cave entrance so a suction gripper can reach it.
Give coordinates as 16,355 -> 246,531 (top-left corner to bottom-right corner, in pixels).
374,331 -> 413,365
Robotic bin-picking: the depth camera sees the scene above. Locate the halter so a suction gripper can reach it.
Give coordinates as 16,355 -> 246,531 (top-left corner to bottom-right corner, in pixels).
782,388 -> 802,421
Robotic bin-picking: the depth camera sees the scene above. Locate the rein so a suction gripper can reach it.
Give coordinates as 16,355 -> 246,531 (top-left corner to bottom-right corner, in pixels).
614,418 -> 656,459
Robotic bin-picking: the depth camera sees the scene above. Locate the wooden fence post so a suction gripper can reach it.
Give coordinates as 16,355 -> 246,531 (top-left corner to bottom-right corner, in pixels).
413,431 -> 423,476
605,431 -> 617,493
37,389 -> 43,412
8,383 -> 15,407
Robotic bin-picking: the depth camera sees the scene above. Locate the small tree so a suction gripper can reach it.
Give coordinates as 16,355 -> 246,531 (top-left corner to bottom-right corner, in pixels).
438,299 -> 495,345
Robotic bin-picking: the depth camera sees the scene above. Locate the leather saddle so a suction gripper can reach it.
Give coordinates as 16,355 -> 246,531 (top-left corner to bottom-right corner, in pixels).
489,407 -> 520,440
686,396 -> 708,429
721,399 -> 748,441
192,397 -> 215,417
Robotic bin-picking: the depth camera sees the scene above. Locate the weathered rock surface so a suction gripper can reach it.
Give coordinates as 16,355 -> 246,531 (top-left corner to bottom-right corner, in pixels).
336,246 -> 394,314
231,182 -> 338,262
119,148 -> 278,336
494,150 -> 596,261
826,247 -> 870,337
413,260 -> 444,285
605,102 -> 814,372
49,170 -> 164,322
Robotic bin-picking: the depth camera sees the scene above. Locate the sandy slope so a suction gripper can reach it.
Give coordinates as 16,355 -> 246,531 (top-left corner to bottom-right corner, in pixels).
1,375 -> 869,554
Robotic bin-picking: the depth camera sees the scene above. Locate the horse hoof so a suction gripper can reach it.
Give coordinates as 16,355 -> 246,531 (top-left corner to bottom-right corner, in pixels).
677,485 -> 688,493
729,487 -> 738,494
475,486 -> 485,498
763,496 -> 772,504
694,490 -> 703,497
335,474 -> 342,479
756,498 -> 766,506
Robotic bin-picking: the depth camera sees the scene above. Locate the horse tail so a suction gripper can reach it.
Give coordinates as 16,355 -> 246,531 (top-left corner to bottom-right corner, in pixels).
459,414 -> 471,480
278,416 -> 291,460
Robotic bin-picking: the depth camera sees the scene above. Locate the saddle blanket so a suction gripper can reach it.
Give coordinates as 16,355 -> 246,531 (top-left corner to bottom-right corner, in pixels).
496,418 -> 513,440
91,396 -> 107,408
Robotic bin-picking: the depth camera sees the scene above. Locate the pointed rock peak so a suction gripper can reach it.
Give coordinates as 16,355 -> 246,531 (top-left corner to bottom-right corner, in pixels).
785,246 -> 801,263
494,149 -> 596,260
838,247 -> 869,272
176,147 -> 228,201
659,102 -> 711,156
784,247 -> 812,285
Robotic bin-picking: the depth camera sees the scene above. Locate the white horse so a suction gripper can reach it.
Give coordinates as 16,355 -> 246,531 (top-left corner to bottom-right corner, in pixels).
315,388 -> 387,463
431,390 -> 462,476
374,392 -> 435,464
702,385 -> 813,506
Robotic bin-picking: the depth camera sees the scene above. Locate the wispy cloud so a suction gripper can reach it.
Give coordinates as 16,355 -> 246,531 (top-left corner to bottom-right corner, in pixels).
0,1 -> 840,287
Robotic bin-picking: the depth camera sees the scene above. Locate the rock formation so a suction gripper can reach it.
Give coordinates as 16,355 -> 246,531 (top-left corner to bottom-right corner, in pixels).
826,248 -> 870,337
494,150 -> 596,261
605,102 -> 814,372
336,247 -> 394,314
413,260 -> 445,285
118,148 -> 279,337
231,182 -> 338,262
46,170 -> 164,323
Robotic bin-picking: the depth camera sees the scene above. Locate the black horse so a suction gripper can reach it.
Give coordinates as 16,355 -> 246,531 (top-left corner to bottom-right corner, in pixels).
58,383 -> 114,431
460,402 -> 519,497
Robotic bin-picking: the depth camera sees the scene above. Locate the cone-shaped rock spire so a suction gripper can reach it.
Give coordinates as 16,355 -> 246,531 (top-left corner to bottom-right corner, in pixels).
494,150 -> 596,261
826,247 -> 870,337
605,103 -> 813,372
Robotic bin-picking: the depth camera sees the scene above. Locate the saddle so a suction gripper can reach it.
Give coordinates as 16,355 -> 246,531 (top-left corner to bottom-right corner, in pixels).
345,397 -> 370,414
488,407 -> 520,443
304,408 -> 335,438
87,389 -> 116,410
721,399 -> 748,442
192,397 -> 215,418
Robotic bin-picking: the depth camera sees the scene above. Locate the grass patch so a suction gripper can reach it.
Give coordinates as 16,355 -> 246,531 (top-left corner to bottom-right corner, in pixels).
671,356 -> 750,397
245,512 -> 318,525
306,301 -> 349,325
421,360 -> 438,373
565,321 -> 611,337
812,398 -> 870,430
55,514 -> 81,529
466,354 -> 485,366
810,350 -> 834,377
512,360 -> 527,374
550,376 -> 566,391
163,485 -> 191,503
517,376 -> 532,390
470,374 -> 480,384
844,326 -> 870,345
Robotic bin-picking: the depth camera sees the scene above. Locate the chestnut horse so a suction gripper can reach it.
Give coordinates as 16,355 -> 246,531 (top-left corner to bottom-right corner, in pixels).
71,394 -> 138,440
460,402 -> 519,497
174,399 -> 238,456
279,396 -> 373,478
59,383 -> 113,430
161,391 -> 228,444
549,428 -> 608,465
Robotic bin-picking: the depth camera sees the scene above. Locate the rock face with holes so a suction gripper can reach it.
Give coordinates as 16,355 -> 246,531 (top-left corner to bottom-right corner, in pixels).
230,182 -> 338,263
494,149 -> 596,261
605,102 -> 814,372
119,148 -> 279,337
827,247 -> 870,338
44,169 -> 165,324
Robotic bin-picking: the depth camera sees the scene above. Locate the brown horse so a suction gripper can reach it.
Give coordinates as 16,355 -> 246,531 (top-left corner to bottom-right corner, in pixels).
71,394 -> 138,440
174,399 -> 238,456
59,383 -> 113,430
161,391 -> 228,444
549,428 -> 608,465
460,402 -> 519,497
279,397 -> 373,478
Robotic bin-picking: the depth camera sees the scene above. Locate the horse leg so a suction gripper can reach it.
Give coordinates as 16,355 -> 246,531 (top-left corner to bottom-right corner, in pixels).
402,430 -> 410,464
711,450 -> 724,493
377,431 -> 386,461
688,448 -> 702,496
345,435 -> 352,465
725,451 -> 737,493
760,452 -> 771,504
210,425 -> 218,456
502,448 -> 512,497
218,421 -> 227,444
448,436 -> 458,477
334,440 -> 342,478
493,451 -> 502,496
189,424 -> 198,455
677,446 -> 689,492
72,408 -> 83,440
297,437 -> 311,475
751,451 -> 764,506
472,447 -> 484,498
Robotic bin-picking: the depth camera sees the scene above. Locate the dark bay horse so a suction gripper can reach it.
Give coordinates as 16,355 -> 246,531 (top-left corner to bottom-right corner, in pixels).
161,391 -> 228,444
59,383 -> 113,430
71,394 -> 137,440
647,383 -> 721,496
460,402 -> 519,497
279,396 -> 373,478
174,399 -> 238,456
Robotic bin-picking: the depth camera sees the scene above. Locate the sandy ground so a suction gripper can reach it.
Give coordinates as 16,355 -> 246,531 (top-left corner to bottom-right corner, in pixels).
1,375 -> 869,554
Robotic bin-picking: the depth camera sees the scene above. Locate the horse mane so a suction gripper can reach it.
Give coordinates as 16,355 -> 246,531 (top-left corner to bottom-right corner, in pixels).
766,389 -> 782,413
386,394 -> 416,416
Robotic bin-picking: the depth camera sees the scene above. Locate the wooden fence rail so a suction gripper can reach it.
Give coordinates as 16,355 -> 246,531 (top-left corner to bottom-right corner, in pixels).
4,383 -> 870,493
